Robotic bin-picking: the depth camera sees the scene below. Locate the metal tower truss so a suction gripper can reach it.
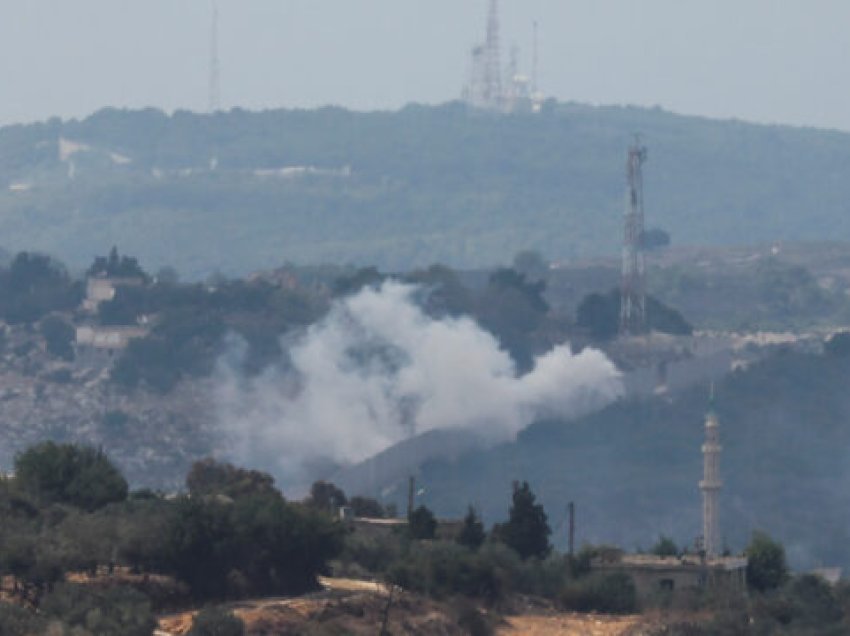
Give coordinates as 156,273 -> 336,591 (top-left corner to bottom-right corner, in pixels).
620,139 -> 648,335
209,1 -> 221,113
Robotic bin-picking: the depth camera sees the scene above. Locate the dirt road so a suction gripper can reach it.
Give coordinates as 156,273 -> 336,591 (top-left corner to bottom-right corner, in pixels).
499,613 -> 647,636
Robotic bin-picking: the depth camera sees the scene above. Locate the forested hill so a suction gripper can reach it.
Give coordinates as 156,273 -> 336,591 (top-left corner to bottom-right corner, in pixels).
2,102 -> 850,277
408,345 -> 850,572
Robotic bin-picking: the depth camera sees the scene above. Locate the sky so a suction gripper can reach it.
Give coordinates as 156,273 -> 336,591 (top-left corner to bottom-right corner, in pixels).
1,1 -> 850,130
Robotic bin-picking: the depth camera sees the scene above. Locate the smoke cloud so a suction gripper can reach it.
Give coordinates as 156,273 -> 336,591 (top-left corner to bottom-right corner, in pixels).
214,281 -> 623,488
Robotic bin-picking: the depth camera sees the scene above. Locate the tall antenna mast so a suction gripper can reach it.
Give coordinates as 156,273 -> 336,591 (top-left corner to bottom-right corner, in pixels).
620,137 -> 648,335
483,0 -> 503,109
532,20 -> 539,94
208,1 -> 221,113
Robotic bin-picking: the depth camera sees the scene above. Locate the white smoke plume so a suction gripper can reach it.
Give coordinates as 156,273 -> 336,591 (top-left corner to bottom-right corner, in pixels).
214,281 -> 623,487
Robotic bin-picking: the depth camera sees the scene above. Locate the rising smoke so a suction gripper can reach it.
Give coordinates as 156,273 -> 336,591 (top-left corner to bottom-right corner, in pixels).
214,281 -> 624,488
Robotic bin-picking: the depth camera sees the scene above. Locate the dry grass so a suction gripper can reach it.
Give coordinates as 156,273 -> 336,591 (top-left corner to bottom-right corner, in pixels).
499,612 -> 647,636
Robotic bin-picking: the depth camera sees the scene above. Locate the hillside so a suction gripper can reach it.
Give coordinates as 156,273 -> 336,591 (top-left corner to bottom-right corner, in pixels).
2,103 -> 850,276
371,347 -> 850,573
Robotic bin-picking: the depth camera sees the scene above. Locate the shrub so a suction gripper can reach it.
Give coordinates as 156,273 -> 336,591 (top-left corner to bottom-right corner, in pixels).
40,315 -> 75,361
454,600 -> 494,636
560,572 -> 638,615
408,505 -> 437,540
457,506 -> 486,550
746,531 -> 789,592
41,583 -> 156,636
0,601 -> 47,635
189,606 -> 245,636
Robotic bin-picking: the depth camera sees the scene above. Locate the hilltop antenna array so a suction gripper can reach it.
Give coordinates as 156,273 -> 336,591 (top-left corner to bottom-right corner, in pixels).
464,1 -> 538,113
620,138 -> 648,335
482,0 -> 503,108
208,1 -> 221,113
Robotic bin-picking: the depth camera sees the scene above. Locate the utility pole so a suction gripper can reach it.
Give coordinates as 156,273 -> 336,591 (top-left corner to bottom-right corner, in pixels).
407,475 -> 416,517
567,501 -> 575,557
620,138 -> 648,335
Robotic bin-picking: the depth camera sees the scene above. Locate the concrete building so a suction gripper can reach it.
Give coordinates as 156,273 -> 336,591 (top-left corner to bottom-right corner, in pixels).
75,325 -> 149,352
590,389 -> 746,605
343,514 -> 463,542
593,552 -> 747,605
82,275 -> 145,313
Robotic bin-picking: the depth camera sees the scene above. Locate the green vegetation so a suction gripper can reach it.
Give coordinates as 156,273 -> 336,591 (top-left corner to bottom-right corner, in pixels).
0,445 -> 344,631
14,442 -> 128,511
575,288 -> 693,339
407,505 -> 437,540
88,246 -> 148,280
559,572 -> 637,615
413,345 -> 850,573
457,506 -> 486,550
40,314 -> 75,361
491,481 -> 552,560
4,103 -> 850,276
650,536 -> 679,558
188,606 -> 245,636
746,531 -> 789,593
40,583 -> 157,636
0,252 -> 81,325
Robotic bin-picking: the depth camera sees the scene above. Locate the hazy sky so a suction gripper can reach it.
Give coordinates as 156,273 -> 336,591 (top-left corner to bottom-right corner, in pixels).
2,1 -> 850,130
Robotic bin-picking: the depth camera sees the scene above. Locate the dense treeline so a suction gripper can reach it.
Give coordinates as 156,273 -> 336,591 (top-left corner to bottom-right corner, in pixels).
0,444 -> 343,634
1,441 -> 849,634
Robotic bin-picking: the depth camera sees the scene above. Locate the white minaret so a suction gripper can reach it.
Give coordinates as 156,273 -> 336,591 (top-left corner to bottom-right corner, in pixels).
700,387 -> 722,558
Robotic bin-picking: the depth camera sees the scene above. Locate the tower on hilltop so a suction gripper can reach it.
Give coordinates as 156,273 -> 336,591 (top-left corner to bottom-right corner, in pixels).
699,387 -> 722,559
463,0 -> 504,111
620,138 -> 648,335
209,1 -> 221,113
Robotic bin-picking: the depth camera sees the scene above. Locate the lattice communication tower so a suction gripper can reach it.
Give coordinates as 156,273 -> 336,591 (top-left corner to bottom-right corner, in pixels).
620,139 -> 648,335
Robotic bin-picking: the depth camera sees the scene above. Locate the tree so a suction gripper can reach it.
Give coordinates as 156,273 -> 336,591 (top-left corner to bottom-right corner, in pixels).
0,252 -> 82,324
493,481 -> 551,560
349,496 -> 385,519
746,531 -> 789,592
14,443 -> 128,511
576,289 -> 692,339
307,481 -> 347,513
650,535 -> 679,557
513,250 -> 549,282
576,292 -> 619,340
189,606 -> 245,636
457,506 -> 486,550
87,246 -> 148,280
164,494 -> 344,600
40,315 -> 75,361
487,268 -> 549,313
187,458 -> 279,501
408,505 -> 437,540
